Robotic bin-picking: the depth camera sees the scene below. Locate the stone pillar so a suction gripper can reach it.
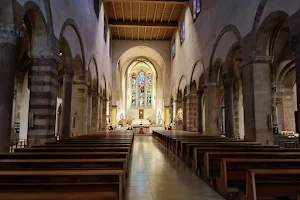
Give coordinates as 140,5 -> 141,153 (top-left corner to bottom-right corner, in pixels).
102,98 -> 107,130
182,98 -> 187,130
277,91 -> 295,132
186,94 -> 198,132
204,83 -> 221,136
0,24 -> 20,152
58,73 -> 73,139
197,92 -> 204,133
240,56 -> 273,143
98,95 -> 103,131
87,90 -> 92,133
91,92 -> 99,132
223,74 -> 235,138
291,33 -> 300,134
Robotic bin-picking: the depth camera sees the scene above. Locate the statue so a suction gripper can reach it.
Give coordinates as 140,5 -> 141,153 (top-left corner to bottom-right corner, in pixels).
175,108 -> 183,130
120,113 -> 124,120
157,111 -> 162,124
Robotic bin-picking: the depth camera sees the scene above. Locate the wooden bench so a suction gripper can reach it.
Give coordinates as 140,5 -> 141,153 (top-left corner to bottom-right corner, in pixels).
239,169 -> 300,200
15,147 -> 130,153
178,141 -> 261,160
0,169 -> 124,200
203,152 -> 300,182
0,158 -> 128,191
192,146 -> 300,173
215,158 -> 300,199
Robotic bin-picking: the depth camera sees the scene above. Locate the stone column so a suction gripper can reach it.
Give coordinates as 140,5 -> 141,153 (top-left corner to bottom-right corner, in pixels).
102,98 -> 107,130
87,89 -> 92,133
98,95 -> 102,131
277,91 -> 295,132
58,73 -> 73,139
0,24 -> 20,152
91,92 -> 99,132
204,83 -> 221,136
240,56 -> 273,143
223,74 -> 235,138
291,33 -> 300,134
197,92 -> 204,133
182,98 -> 187,130
186,94 -> 198,132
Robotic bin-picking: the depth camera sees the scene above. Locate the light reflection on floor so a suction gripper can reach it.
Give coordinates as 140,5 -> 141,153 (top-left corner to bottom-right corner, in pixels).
126,136 -> 224,200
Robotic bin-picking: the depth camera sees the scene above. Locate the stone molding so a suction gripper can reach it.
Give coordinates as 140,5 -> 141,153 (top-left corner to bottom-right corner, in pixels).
32,50 -> 62,64
0,24 -> 20,45
239,56 -> 272,68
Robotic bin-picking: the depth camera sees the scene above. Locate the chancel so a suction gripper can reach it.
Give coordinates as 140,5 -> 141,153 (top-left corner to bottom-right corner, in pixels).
1,0 -> 300,200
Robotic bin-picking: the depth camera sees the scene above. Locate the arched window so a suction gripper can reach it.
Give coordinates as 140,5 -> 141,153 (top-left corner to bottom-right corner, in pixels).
138,71 -> 145,107
130,59 -> 154,108
147,73 -> 152,106
192,0 -> 201,20
131,73 -> 137,106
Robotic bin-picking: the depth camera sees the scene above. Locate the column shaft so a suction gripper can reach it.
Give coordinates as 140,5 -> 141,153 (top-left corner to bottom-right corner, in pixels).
0,25 -> 19,152
204,84 -> 220,136
59,74 -> 73,139
223,74 -> 235,138
186,94 -> 198,132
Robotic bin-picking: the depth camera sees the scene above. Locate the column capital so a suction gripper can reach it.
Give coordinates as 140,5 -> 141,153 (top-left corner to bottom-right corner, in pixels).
204,82 -> 219,87
222,74 -> 233,84
32,50 -> 62,64
239,55 -> 272,68
0,24 -> 20,45
186,93 -> 198,98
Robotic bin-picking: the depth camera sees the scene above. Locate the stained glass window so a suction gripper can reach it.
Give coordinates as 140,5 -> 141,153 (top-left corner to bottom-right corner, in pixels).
147,73 -> 152,106
180,19 -> 185,44
138,71 -> 145,107
172,39 -> 176,57
131,73 -> 136,106
193,0 -> 201,20
104,15 -> 108,42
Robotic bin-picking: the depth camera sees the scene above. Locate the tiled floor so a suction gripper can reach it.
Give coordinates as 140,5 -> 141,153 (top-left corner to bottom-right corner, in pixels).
126,136 -> 224,200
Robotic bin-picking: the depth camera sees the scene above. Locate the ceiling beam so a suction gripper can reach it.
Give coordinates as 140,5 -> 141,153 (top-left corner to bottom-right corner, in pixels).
109,20 -> 178,29
145,3 -> 149,22
150,28 -> 154,40
112,2 -> 117,21
103,0 -> 188,5
130,2 -> 133,21
117,27 -> 120,39
121,2 -> 125,21
168,4 -> 175,22
160,3 -> 166,22
138,2 -> 141,22
163,28 -> 167,40
156,28 -> 161,40
153,3 -> 158,22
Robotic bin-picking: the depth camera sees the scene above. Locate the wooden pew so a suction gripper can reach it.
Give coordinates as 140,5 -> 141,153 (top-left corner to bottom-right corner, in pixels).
15,147 -> 130,153
203,152 -> 300,182
178,141 -> 261,160
192,146 -> 300,173
0,169 -> 124,200
216,158 -> 300,199
0,158 -> 128,192
239,169 -> 300,200
0,190 -> 117,200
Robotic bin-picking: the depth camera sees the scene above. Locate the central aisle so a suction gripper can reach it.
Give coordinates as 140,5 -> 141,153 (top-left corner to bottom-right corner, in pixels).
126,136 -> 224,200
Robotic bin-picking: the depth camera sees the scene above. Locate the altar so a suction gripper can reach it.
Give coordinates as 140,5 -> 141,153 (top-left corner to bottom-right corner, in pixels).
131,119 -> 151,134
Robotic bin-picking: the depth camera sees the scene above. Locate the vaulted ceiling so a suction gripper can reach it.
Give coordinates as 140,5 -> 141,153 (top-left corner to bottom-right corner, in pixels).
103,0 -> 188,40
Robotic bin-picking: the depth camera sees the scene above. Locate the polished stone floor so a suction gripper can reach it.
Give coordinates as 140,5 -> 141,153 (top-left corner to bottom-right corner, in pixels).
126,136 -> 224,200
